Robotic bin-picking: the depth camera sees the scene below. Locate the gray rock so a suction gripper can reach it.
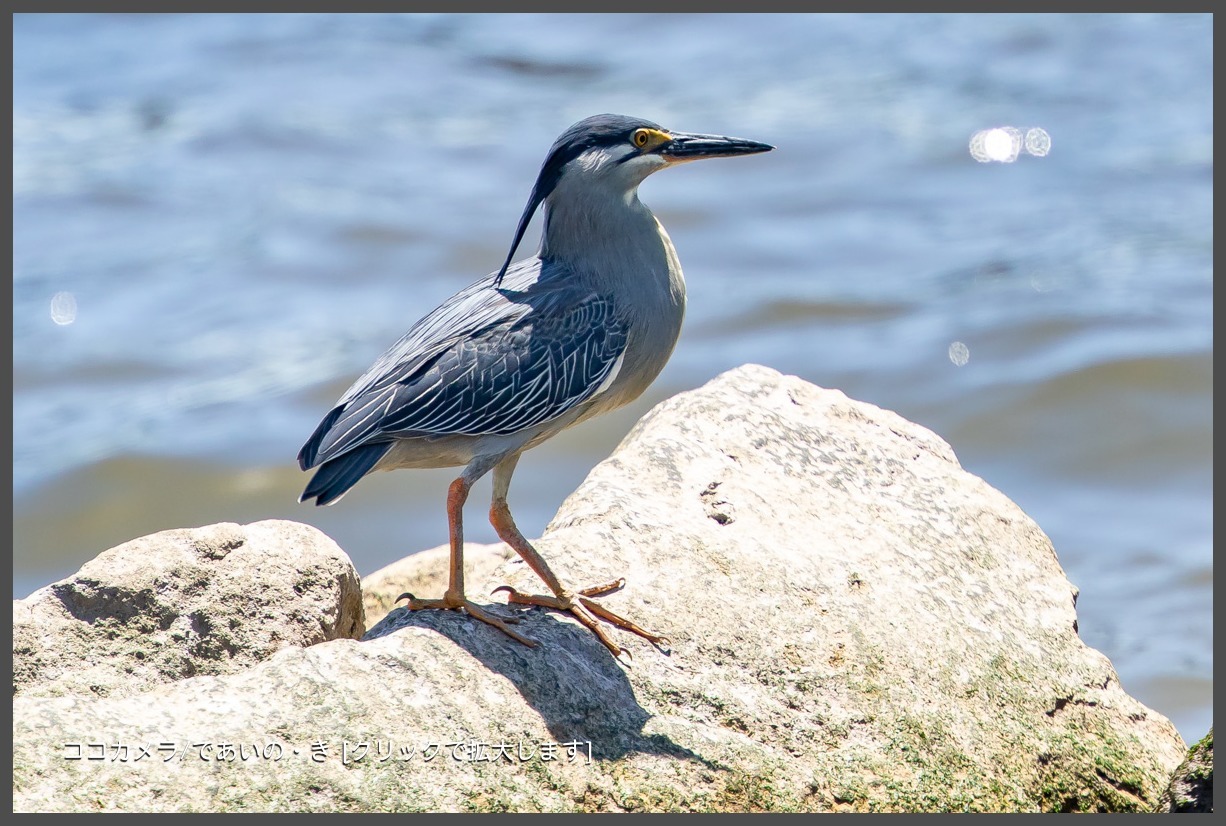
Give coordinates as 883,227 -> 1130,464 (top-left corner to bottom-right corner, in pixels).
13,520 -> 364,700
1155,729 -> 1212,813
12,366 -> 1186,812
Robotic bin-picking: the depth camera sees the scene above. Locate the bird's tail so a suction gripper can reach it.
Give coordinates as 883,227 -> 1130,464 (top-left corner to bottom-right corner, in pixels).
299,442 -> 392,506
297,404 -> 345,470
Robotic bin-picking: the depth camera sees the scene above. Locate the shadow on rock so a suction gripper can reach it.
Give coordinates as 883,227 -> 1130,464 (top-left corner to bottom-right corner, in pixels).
364,603 -> 718,768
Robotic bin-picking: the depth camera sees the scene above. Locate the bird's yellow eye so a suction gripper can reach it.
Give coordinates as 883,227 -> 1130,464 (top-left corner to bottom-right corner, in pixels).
632,129 -> 651,148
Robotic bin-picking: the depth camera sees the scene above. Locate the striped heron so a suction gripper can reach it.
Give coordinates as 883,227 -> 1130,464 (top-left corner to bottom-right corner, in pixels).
299,114 -> 773,658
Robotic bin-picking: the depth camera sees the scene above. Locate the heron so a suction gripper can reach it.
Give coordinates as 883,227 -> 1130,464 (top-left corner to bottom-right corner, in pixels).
299,114 -> 773,658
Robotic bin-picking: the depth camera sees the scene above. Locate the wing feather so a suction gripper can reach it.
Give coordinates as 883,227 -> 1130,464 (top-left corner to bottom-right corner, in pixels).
300,260 -> 629,469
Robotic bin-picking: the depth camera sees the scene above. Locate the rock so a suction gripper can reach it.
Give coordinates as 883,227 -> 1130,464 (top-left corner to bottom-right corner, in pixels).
13,520 -> 364,700
11,366 -> 1186,812
1155,729 -> 1213,813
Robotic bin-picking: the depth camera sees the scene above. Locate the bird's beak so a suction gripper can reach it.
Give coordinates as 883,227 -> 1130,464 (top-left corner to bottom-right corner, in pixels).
659,131 -> 775,162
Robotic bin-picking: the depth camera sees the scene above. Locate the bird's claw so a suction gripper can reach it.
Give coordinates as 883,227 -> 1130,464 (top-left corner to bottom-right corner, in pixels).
394,591 -> 533,643
490,581 -> 669,658
579,577 -> 626,597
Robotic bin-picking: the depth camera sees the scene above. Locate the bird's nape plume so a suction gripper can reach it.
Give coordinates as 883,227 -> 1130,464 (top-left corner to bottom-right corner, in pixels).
494,185 -> 546,288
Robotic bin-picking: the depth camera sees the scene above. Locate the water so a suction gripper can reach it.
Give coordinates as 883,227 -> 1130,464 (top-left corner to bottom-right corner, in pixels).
13,13 -> 1211,744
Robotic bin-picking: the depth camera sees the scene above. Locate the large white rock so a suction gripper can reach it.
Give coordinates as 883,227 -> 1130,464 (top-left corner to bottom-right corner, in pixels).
12,366 -> 1185,812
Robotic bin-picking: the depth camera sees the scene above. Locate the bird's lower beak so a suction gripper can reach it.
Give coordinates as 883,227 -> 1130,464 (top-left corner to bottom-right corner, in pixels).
659,131 -> 775,162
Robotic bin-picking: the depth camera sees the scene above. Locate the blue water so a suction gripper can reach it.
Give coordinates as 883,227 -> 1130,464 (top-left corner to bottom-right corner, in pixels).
13,13 -> 1211,744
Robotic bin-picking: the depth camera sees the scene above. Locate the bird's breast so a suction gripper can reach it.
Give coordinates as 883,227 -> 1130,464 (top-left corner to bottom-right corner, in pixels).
586,217 -> 687,415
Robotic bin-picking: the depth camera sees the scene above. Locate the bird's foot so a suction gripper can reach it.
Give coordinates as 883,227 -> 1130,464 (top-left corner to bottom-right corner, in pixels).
396,591 -> 537,648
491,578 -> 670,660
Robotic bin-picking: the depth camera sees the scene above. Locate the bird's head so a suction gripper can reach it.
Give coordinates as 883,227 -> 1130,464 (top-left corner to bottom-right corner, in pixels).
494,114 -> 773,285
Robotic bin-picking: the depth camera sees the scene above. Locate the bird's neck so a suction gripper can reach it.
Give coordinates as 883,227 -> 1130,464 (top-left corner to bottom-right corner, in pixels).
538,189 -> 685,306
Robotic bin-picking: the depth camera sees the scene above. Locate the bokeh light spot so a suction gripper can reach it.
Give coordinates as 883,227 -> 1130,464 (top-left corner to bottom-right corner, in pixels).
1025,127 -> 1052,157
970,126 -> 1049,163
948,341 -> 970,367
50,291 -> 77,326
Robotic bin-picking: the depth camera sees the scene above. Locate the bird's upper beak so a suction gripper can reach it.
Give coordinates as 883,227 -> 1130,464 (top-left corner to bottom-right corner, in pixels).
658,131 -> 775,162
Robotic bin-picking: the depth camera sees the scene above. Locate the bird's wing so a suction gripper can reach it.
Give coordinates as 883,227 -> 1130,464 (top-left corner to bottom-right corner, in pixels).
299,264 -> 628,470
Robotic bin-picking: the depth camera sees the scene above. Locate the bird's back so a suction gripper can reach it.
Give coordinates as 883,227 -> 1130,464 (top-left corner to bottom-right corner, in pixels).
298,255 -> 642,480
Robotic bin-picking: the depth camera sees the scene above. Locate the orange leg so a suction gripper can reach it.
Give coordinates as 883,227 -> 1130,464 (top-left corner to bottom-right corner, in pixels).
488,494 -> 669,660
397,476 -> 536,647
